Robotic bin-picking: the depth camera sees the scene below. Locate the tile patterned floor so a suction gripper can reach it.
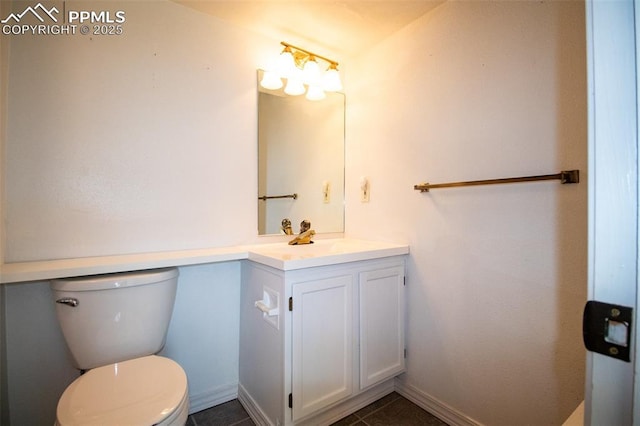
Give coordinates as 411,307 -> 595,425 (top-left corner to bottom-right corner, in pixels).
187,392 -> 448,426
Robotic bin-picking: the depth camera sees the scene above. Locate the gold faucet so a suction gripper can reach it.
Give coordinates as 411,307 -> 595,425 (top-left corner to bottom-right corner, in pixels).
289,220 -> 315,245
288,229 -> 316,245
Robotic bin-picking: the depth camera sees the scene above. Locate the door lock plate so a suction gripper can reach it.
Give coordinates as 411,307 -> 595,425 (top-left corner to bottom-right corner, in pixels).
583,301 -> 632,362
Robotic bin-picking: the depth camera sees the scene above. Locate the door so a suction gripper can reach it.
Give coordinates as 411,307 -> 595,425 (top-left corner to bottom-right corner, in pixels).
359,265 -> 405,389
585,0 -> 638,424
291,274 -> 354,421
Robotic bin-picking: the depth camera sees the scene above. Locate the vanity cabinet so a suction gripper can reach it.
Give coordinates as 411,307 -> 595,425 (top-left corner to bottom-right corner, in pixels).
239,256 -> 405,426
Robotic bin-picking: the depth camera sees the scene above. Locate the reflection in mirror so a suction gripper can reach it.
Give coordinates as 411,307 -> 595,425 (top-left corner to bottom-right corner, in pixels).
258,70 -> 345,235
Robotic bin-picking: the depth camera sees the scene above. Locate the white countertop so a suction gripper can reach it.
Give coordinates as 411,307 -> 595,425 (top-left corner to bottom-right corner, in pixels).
248,239 -> 409,271
0,239 -> 409,283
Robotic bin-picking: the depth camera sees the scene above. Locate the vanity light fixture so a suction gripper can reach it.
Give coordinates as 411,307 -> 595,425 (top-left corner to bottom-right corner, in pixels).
323,63 -> 343,92
306,85 -> 326,101
285,77 -> 306,96
260,41 -> 343,100
260,70 -> 284,90
302,56 -> 321,85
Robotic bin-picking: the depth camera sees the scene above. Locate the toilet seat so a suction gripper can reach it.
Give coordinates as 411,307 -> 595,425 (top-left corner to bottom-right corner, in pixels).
56,355 -> 189,426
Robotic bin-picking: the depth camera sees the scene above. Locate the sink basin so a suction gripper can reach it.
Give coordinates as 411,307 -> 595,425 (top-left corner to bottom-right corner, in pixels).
247,239 -> 409,270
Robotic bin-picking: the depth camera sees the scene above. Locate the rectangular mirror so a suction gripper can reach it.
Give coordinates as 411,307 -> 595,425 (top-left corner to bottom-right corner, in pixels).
257,70 -> 345,235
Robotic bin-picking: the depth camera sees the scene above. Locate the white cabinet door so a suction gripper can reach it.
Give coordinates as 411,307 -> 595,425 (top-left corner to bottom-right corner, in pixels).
291,274 -> 354,421
359,266 -> 405,389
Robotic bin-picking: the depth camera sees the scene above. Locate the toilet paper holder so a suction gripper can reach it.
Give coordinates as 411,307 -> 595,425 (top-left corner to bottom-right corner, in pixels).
255,300 -> 278,316
255,286 -> 280,329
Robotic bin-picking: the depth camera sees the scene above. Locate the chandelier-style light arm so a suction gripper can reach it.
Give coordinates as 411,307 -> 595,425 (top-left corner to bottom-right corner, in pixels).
280,41 -> 339,68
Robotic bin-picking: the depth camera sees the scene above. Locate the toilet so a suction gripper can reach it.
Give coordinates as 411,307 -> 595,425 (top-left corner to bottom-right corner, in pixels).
50,267 -> 189,426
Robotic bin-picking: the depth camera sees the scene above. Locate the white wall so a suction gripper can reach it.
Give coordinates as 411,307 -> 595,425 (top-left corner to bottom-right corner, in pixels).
346,1 -> 587,425
1,0 -> 589,425
161,262 -> 242,412
1,1 -> 269,424
3,0 -> 269,262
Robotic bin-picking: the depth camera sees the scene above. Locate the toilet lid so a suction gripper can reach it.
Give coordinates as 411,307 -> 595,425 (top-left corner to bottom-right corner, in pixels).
57,355 -> 188,426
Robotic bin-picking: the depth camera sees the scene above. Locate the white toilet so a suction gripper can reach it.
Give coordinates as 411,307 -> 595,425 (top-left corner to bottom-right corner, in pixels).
50,267 -> 189,426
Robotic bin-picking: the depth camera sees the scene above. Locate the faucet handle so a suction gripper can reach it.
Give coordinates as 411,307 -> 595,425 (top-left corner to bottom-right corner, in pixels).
281,218 -> 293,235
300,220 -> 311,234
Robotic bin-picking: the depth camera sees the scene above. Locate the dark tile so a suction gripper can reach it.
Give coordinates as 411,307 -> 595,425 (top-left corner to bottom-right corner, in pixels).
189,394 -> 444,426
352,392 -> 401,419
191,399 -> 254,426
330,413 -> 361,426
362,397 -> 448,426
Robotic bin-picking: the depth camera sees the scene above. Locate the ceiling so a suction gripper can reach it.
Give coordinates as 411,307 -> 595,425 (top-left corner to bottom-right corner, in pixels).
173,1 -> 444,59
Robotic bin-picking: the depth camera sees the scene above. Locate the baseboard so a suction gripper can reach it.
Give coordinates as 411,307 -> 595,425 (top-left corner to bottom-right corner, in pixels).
238,377 -> 480,426
237,383 -> 272,426
237,380 -> 395,426
188,382 -> 238,414
394,378 -> 482,426
297,380 -> 396,426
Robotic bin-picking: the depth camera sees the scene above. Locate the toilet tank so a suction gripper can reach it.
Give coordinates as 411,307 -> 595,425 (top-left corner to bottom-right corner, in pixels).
51,268 -> 179,370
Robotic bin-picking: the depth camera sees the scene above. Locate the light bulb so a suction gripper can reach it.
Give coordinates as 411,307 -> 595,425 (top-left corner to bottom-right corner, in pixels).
306,85 -> 326,101
277,48 -> 296,78
285,78 -> 305,96
302,57 -> 321,86
260,70 -> 283,90
323,66 -> 342,92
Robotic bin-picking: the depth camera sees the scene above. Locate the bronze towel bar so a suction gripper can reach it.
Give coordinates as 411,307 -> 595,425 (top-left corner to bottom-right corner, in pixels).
414,170 -> 579,192
258,193 -> 298,201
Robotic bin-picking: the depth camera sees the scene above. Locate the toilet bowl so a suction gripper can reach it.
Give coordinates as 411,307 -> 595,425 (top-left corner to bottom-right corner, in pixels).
56,355 -> 189,426
50,268 -> 188,426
